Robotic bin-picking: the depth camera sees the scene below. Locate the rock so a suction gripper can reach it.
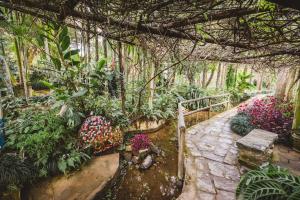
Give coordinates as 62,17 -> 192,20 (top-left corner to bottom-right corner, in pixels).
138,148 -> 150,160
237,129 -> 278,168
150,142 -> 161,155
132,156 -> 139,164
27,154 -> 119,200
140,155 -> 153,169
124,152 -> 132,161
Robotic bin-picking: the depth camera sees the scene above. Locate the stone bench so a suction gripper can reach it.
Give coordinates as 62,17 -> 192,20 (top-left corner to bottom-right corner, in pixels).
236,129 -> 278,168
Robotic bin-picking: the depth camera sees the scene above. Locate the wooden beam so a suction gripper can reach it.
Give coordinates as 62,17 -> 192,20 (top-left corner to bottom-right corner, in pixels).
268,0 -> 300,11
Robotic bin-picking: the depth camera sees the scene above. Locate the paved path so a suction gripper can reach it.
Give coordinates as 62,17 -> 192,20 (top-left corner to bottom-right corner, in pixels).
178,108 -> 243,200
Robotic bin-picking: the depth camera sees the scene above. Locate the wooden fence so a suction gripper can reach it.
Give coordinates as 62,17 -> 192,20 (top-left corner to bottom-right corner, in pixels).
177,93 -> 230,180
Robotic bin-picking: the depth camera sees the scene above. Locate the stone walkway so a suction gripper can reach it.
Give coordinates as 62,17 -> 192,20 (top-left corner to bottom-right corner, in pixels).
178,108 -> 242,200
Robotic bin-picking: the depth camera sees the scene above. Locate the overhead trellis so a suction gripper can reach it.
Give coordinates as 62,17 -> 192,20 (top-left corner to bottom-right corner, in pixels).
0,0 -> 300,66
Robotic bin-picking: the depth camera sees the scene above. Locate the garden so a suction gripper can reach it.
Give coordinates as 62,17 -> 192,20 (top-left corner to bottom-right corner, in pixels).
0,0 -> 300,200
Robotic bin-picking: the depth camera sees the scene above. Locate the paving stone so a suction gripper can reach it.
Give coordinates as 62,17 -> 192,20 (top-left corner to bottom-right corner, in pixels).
224,152 -> 237,165
216,190 -> 235,200
214,147 -> 228,157
202,151 -> 224,162
197,191 -> 216,200
196,174 -> 216,194
219,137 -> 233,144
213,176 -> 238,192
197,142 -> 215,151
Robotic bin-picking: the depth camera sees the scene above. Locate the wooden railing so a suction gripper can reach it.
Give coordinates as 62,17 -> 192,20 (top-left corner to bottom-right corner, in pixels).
177,93 -> 230,180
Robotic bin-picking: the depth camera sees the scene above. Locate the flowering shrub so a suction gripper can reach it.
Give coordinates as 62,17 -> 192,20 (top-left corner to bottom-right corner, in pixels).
79,116 -> 122,154
130,134 -> 151,152
238,96 -> 294,143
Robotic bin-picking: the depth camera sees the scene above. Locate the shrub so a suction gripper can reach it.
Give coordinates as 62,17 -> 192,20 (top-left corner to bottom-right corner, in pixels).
230,113 -> 254,136
5,109 -> 90,177
238,96 -> 294,143
236,164 -> 300,200
0,154 -> 35,190
130,134 -> 151,152
79,116 -> 122,154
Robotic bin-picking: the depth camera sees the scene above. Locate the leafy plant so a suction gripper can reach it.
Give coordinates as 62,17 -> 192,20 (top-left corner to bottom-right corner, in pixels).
236,164 -> 300,200
236,72 -> 254,93
230,112 -> 254,136
5,109 -> 90,177
83,95 -> 129,128
130,134 -> 151,152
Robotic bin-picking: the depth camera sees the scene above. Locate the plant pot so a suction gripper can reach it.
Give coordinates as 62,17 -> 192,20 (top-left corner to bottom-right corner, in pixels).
292,131 -> 300,152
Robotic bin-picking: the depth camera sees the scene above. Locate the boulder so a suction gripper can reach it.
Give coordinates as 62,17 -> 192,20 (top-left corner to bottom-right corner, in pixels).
27,153 -> 119,200
237,129 -> 278,168
140,155 -> 153,169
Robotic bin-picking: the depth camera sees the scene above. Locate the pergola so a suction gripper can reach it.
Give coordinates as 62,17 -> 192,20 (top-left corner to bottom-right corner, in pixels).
0,0 -> 300,67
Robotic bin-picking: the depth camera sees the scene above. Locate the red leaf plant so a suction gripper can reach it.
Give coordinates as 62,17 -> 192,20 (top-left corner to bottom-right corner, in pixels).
130,134 -> 151,153
238,96 -> 294,143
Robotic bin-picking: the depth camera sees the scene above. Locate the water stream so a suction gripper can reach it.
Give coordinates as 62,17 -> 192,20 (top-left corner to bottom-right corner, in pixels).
98,111 -> 219,200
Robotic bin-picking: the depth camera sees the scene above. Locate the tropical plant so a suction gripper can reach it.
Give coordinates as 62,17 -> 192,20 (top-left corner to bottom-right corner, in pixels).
236,72 -> 254,93
236,164 -> 300,200
230,112 -> 255,136
5,109 -> 90,177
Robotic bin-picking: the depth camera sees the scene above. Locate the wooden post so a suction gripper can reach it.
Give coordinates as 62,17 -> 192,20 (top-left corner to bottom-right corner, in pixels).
208,98 -> 211,119
178,103 -> 186,181
226,94 -> 230,110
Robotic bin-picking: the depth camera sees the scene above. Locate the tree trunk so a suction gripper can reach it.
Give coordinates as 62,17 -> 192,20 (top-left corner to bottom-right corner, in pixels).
44,37 -> 50,62
95,30 -> 99,62
275,68 -> 290,99
14,38 -> 24,85
0,56 -> 14,96
292,81 -> 300,151
216,62 -> 221,88
118,42 -> 126,113
256,73 -> 263,91
202,66 -> 207,88
21,45 -> 29,100
148,61 -> 156,109
205,68 -> 215,88
86,21 -> 91,63
285,68 -> 298,101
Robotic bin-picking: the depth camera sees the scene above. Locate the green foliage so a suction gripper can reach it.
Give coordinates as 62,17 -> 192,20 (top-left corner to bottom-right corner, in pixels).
140,91 -> 177,121
230,112 -> 254,136
89,59 -> 110,95
236,72 -> 254,93
0,154 -> 35,191
236,164 -> 300,200
5,109 -> 90,177
226,65 -> 236,90
83,95 -> 129,129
